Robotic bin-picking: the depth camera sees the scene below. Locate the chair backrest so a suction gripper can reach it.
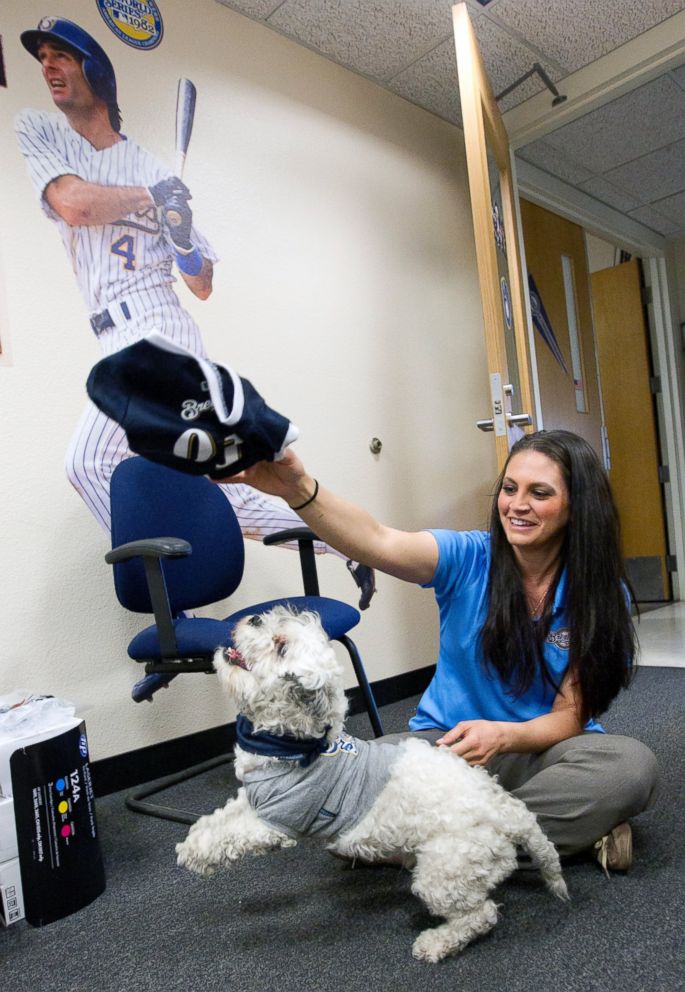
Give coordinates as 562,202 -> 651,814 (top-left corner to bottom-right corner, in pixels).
110,458 -> 245,614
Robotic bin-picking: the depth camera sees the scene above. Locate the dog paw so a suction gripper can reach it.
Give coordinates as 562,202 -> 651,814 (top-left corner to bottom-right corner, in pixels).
412,929 -> 451,963
175,840 -> 218,877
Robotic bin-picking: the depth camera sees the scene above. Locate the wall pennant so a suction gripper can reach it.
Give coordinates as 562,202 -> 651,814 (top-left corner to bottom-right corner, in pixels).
528,273 -> 568,374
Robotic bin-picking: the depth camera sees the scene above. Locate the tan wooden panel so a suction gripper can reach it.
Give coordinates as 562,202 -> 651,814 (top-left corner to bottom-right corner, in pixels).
520,199 -> 603,454
591,261 -> 668,571
452,2 -> 535,467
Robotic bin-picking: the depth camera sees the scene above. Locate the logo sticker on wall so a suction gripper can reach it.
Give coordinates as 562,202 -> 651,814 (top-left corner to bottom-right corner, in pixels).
500,276 -> 513,330
96,1 -> 164,50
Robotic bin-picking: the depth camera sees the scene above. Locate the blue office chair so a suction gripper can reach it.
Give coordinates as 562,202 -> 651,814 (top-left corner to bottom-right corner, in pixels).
105,457 -> 384,822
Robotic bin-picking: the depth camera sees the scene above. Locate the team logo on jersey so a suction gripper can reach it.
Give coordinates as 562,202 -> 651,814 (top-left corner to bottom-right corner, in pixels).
97,0 -> 164,51
180,396 -> 215,421
112,207 -> 161,236
321,734 -> 358,757
546,628 -> 570,650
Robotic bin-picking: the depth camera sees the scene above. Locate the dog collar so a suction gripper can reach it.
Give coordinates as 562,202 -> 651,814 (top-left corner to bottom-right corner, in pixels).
236,714 -> 330,767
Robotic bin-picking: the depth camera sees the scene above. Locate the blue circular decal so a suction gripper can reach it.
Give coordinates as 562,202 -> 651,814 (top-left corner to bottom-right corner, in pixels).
97,1 -> 164,51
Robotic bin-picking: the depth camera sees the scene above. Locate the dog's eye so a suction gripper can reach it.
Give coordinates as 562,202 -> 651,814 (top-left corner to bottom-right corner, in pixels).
248,615 -> 263,627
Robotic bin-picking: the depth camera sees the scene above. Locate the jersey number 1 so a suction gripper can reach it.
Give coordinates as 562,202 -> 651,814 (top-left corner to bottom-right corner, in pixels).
111,234 -> 136,270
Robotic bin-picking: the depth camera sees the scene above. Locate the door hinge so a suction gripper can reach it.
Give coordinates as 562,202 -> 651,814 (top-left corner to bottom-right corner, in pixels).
649,375 -> 662,395
658,465 -> 670,484
667,555 -> 678,573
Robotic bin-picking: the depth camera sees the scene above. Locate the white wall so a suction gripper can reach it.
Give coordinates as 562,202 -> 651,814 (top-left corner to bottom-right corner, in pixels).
585,232 -> 622,273
0,0 -> 496,762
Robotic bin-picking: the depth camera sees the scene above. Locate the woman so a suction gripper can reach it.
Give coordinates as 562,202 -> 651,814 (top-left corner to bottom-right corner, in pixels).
232,430 -> 659,872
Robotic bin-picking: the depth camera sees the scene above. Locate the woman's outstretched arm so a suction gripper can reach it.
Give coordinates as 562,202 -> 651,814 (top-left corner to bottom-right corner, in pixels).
227,450 -> 439,585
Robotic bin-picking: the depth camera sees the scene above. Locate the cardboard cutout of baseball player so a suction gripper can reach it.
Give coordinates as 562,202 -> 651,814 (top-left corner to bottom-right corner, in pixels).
16,17 -> 375,698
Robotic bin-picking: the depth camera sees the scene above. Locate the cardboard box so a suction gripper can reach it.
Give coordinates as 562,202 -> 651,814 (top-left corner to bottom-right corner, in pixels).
0,857 -> 24,927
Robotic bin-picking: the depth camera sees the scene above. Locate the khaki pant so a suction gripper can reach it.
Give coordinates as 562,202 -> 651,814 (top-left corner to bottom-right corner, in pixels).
379,730 -> 660,856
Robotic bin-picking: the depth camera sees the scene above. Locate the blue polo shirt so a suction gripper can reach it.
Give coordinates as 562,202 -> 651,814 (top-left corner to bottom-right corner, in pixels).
409,530 -> 603,733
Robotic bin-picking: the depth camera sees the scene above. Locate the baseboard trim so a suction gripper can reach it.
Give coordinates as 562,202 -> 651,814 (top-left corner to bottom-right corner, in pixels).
90,664 -> 435,797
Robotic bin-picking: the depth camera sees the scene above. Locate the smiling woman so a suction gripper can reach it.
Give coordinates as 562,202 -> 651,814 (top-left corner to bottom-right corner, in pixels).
230,429 -> 660,871
497,448 -> 570,584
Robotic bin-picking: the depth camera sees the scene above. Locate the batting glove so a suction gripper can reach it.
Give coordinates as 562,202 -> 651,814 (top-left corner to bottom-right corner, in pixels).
164,193 -> 194,251
149,176 -> 191,207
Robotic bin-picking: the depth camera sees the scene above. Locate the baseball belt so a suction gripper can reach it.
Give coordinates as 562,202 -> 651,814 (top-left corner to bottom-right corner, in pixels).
90,300 -> 131,335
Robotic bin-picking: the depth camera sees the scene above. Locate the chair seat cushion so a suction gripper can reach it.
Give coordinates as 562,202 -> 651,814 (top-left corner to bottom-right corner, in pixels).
222,597 -> 360,643
127,597 -> 360,659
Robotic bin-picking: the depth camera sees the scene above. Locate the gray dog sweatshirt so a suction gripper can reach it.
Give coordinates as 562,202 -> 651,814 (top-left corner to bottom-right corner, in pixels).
240,733 -> 400,839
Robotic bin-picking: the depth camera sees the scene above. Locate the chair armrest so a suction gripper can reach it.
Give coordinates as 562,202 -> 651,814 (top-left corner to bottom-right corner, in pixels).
105,537 -> 191,565
262,527 -> 319,547
105,538 -> 191,660
262,528 -> 321,596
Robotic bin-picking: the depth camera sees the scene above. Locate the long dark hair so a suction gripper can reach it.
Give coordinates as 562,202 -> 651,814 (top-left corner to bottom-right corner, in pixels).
480,430 -> 636,723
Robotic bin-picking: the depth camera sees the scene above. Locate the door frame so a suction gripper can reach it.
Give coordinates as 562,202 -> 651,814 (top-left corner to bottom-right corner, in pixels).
514,172 -> 685,598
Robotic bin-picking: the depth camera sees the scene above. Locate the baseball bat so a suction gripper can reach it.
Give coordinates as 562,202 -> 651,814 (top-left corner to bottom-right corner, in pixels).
167,77 -> 197,227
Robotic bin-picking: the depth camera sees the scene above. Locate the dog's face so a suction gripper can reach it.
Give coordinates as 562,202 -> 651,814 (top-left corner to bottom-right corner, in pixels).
214,607 -> 348,740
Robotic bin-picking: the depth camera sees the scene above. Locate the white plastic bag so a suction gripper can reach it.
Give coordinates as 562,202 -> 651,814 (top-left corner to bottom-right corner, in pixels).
0,692 -> 76,742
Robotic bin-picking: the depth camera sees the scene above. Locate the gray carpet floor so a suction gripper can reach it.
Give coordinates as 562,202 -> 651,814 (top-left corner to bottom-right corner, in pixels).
2,666 -> 683,992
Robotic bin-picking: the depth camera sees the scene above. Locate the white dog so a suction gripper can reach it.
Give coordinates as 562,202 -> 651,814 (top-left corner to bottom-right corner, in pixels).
176,607 -> 568,962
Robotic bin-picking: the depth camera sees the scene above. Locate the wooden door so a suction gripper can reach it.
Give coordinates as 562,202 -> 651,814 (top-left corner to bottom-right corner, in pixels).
519,199 -> 604,454
591,260 -> 670,601
452,2 -> 536,468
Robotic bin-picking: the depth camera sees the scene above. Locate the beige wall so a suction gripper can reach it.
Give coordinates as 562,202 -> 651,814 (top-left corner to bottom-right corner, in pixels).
0,1 -> 496,761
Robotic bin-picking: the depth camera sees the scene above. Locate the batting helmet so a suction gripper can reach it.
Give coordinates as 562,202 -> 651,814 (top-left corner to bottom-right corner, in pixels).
21,16 -> 121,131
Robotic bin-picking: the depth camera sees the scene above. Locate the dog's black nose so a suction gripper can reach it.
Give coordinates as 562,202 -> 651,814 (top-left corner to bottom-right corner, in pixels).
248,615 -> 263,627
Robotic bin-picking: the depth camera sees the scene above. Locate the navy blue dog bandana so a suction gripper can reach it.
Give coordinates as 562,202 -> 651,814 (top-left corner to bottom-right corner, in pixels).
86,333 -> 298,479
236,715 -> 330,768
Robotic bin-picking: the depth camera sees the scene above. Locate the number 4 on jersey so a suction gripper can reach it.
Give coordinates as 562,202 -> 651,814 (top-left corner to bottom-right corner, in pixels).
111,234 -> 136,270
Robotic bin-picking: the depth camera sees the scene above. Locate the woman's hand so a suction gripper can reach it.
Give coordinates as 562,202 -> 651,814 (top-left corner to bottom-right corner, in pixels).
435,720 -> 510,766
217,449 -> 313,506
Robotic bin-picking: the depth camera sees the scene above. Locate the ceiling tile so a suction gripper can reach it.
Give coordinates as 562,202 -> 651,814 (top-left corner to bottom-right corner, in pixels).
649,189 -> 685,225
215,0 -> 284,17
604,138 -> 685,202
516,139 -> 594,185
471,13 -> 560,110
266,0 -> 453,81
389,10 -> 561,125
670,62 -> 685,90
543,74 -> 685,173
490,0 -> 685,73
628,203 -> 684,235
388,37 -> 463,126
577,176 -> 641,213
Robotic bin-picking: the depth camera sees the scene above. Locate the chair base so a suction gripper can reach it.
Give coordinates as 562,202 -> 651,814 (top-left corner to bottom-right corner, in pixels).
125,753 -> 234,824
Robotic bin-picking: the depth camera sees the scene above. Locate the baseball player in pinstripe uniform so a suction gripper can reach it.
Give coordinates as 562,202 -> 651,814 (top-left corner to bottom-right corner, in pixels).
17,17 -> 375,697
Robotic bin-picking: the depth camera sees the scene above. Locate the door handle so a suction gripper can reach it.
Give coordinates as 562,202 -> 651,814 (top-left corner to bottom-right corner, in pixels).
476,412 -> 532,432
